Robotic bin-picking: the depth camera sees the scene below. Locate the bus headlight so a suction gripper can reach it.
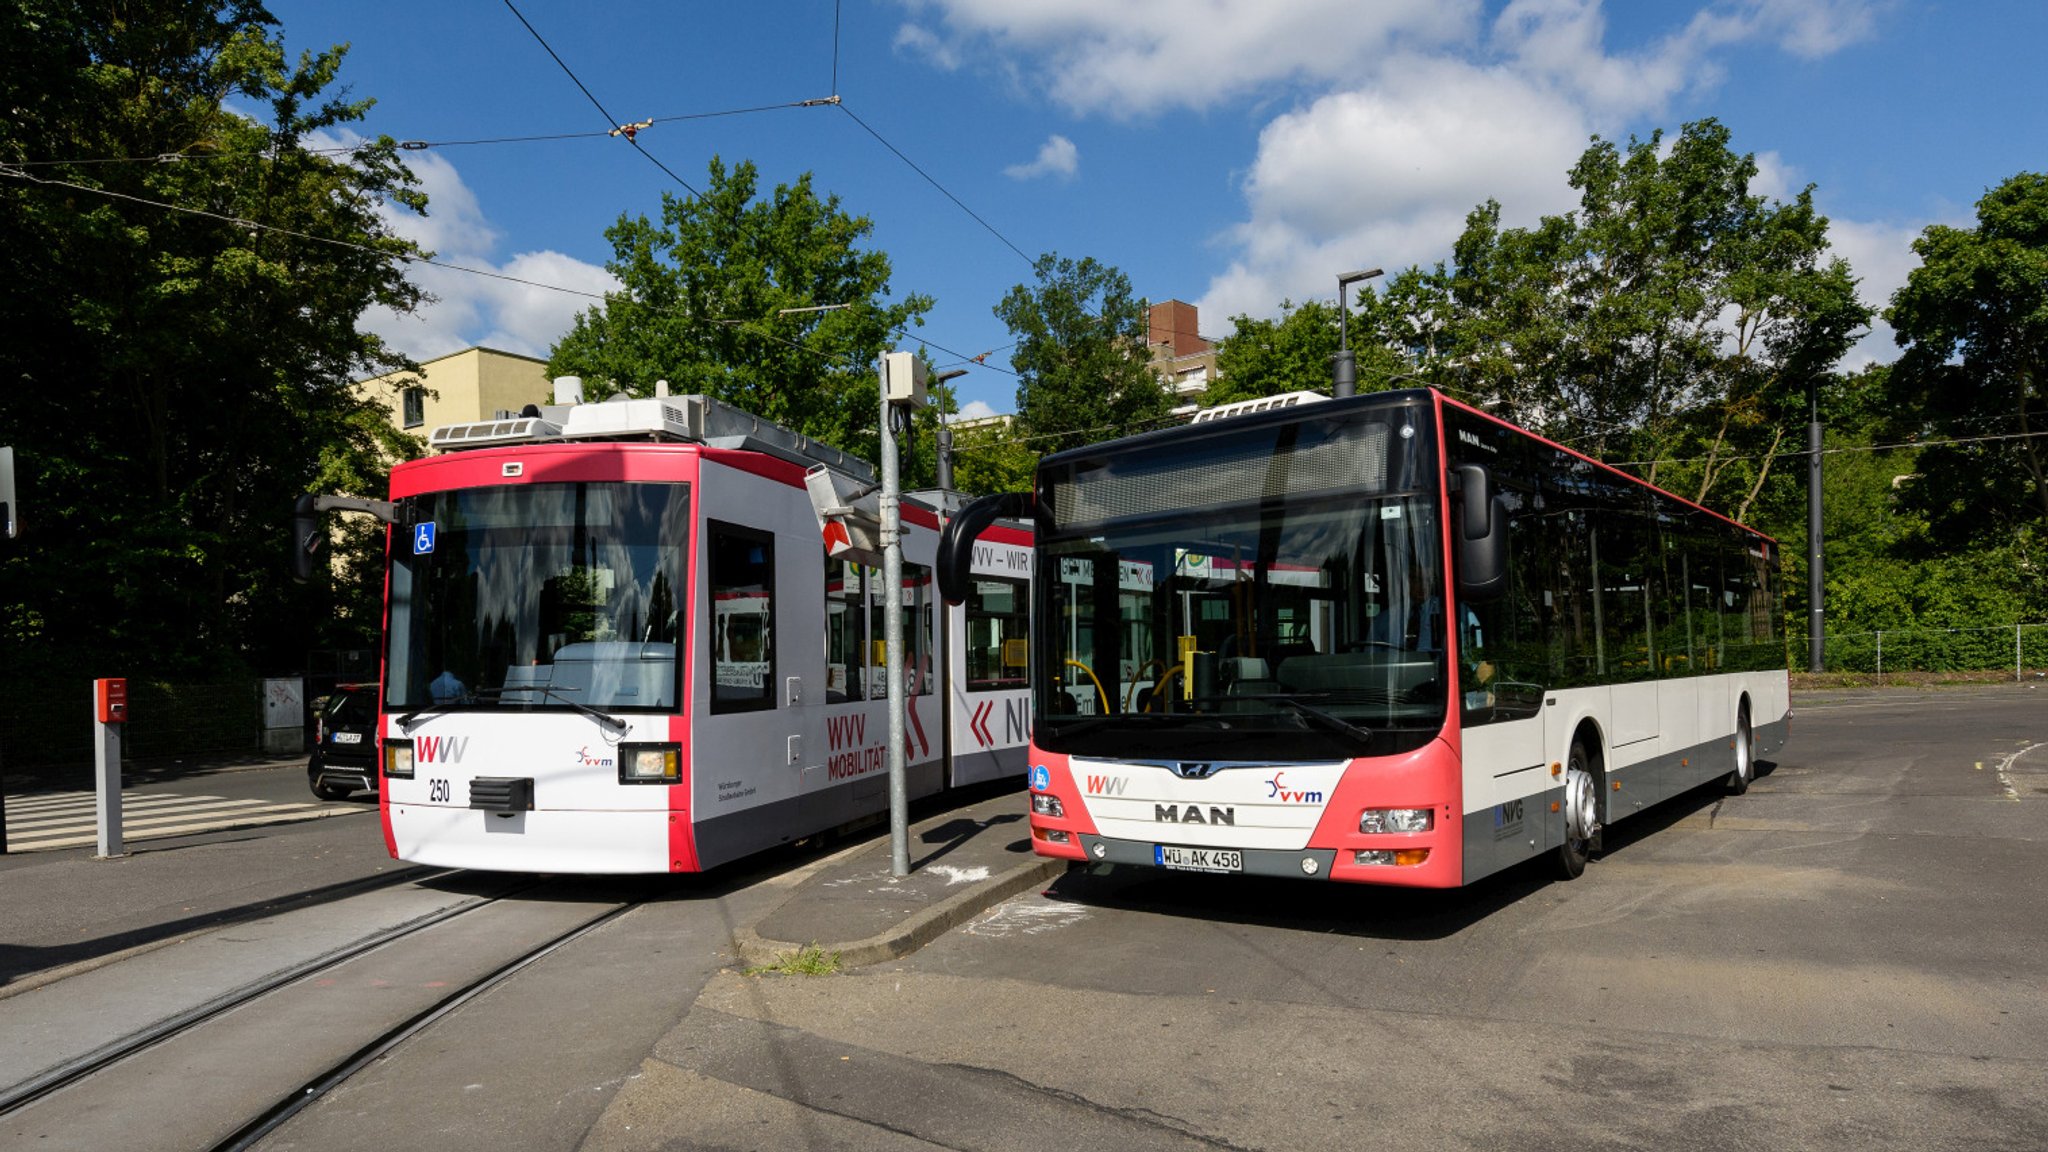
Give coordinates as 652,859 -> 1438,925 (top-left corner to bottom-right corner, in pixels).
384,740 -> 414,779
1031,793 -> 1065,817
1359,808 -> 1433,834
619,743 -> 681,784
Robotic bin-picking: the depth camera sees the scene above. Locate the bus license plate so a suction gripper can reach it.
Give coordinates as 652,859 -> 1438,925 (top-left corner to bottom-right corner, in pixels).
331,733 -> 362,744
1155,845 -> 1242,873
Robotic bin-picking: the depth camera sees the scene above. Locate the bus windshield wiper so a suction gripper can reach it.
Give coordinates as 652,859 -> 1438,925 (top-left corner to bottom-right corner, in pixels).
1191,693 -> 1375,743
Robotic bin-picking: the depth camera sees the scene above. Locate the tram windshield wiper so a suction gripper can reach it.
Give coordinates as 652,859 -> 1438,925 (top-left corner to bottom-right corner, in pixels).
397,685 -> 629,736
502,684 -> 630,735
395,694 -> 482,734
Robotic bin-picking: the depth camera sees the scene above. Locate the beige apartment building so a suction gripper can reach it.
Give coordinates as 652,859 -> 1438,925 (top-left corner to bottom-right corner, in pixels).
358,347 -> 553,438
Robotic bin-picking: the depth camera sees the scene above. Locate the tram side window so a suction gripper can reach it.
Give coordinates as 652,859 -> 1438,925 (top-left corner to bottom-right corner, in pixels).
868,562 -> 936,698
967,576 -> 1029,690
709,523 -> 776,713
908,562 -> 935,697
825,558 -> 868,703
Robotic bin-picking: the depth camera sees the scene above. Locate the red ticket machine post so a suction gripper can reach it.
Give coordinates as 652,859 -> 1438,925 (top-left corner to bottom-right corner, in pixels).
95,677 -> 127,858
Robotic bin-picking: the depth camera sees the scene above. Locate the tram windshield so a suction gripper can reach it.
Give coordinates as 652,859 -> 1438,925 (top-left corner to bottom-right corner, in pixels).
385,482 -> 691,713
1035,402 -> 1445,759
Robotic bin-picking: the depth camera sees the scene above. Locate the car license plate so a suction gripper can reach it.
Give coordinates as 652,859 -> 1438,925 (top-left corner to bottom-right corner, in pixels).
332,732 -> 362,744
1155,845 -> 1242,872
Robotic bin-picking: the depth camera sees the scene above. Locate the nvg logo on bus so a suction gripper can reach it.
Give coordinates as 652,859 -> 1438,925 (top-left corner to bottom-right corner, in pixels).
1029,765 -> 1050,792
1264,772 -> 1324,804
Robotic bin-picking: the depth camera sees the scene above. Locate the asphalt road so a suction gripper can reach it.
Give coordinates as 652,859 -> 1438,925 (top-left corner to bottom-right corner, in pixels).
616,685 -> 2048,1151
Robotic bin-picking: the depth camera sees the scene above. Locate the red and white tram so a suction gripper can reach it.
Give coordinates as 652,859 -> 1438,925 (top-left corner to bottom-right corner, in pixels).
313,390 -> 1030,873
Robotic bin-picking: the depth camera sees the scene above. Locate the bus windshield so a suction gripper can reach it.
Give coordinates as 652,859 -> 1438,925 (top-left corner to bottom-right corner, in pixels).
1035,403 -> 1445,760
385,482 -> 691,713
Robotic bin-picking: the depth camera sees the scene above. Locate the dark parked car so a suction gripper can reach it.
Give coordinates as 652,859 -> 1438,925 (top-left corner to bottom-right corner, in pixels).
308,683 -> 378,800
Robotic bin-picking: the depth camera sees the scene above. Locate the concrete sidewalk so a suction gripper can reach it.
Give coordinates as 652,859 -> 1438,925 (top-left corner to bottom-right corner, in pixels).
735,785 -> 1065,969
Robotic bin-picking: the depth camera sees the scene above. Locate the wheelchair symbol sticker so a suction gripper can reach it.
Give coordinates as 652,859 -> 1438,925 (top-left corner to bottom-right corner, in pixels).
414,522 -> 437,554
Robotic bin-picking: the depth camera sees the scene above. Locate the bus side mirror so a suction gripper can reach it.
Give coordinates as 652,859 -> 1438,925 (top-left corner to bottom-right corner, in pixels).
291,493 -> 323,583
937,491 -> 1031,605
1451,464 -> 1507,603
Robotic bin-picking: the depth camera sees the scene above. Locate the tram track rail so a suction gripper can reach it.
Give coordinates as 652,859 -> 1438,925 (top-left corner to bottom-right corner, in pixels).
208,897 -> 640,1152
0,873 -> 637,1139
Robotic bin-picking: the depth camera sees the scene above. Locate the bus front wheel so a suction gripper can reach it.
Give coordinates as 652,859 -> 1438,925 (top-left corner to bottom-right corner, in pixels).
1555,740 -> 1601,880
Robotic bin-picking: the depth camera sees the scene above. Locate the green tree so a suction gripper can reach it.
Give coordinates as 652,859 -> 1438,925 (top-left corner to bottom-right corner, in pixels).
1885,171 -> 2048,545
548,158 -> 931,462
996,253 -> 1174,454
0,0 -> 427,676
1209,296 -> 1412,406
1398,119 -> 1868,521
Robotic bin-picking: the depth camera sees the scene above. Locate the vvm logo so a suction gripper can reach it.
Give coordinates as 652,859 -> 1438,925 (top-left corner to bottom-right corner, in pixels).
574,746 -> 615,769
1264,771 -> 1324,804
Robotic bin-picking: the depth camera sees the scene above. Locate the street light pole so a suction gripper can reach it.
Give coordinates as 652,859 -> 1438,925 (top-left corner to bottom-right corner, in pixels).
1807,377 -> 1825,672
1331,268 -> 1382,398
877,352 -> 952,877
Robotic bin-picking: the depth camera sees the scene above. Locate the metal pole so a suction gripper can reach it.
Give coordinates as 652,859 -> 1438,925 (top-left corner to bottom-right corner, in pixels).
880,366 -> 910,878
1807,383 -> 1824,673
2019,624 -> 2024,683
95,696 -> 123,859
1876,630 -> 1882,682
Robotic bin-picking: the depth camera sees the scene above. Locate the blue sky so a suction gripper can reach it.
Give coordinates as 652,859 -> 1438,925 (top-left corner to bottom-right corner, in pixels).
266,0 -> 2046,420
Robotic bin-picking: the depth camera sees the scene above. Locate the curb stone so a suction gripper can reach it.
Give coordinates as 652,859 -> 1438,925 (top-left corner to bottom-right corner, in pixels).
734,857 -> 1066,971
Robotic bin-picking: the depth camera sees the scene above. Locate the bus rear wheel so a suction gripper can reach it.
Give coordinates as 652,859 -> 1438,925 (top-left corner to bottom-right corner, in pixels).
1555,740 -> 1600,880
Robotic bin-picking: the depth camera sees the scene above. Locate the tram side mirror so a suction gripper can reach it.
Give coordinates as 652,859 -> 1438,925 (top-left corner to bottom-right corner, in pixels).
291,493 -> 324,584
1451,464 -> 1507,602
937,491 -> 1031,605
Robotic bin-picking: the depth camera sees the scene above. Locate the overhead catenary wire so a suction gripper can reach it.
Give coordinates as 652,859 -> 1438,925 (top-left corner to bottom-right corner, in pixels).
500,0 -> 702,199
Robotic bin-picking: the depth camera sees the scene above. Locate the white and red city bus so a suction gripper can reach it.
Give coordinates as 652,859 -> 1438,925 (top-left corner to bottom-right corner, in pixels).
941,387 -> 1788,887
329,391 -> 1029,873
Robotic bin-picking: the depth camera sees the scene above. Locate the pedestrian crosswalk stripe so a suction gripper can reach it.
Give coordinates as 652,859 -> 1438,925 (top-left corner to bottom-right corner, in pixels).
3,790 -> 366,852
5,797 -> 277,831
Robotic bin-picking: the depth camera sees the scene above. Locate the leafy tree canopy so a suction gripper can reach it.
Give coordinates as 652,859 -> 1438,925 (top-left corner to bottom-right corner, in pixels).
1885,171 -> 2048,545
1209,296 -> 1411,406
1387,118 -> 1869,522
996,253 -> 1175,455
547,158 -> 931,463
0,0 -> 428,676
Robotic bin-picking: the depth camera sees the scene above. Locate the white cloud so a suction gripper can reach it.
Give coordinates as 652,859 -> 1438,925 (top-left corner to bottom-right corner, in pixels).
951,399 -> 1000,421
309,130 -> 619,364
1826,214 -> 1937,367
893,0 -> 1480,117
1004,135 -> 1079,181
1195,0 -> 1889,340
1198,54 -> 1592,326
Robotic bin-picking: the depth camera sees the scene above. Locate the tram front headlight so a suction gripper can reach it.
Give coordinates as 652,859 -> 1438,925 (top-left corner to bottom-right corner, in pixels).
619,743 -> 681,784
1358,807 -> 1433,834
384,740 -> 414,779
